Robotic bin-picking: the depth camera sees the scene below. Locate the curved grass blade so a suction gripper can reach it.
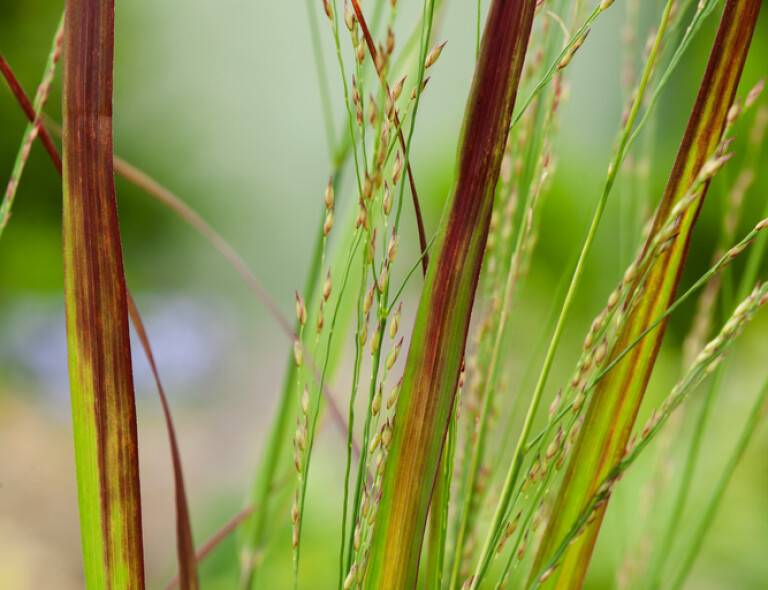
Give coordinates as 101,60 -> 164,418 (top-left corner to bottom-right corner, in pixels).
63,0 -> 145,586
127,295 -> 199,590
363,1 -> 537,587
529,2 -> 762,587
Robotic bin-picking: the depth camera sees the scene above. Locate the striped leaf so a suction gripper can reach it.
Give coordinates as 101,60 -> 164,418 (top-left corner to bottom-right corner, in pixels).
529,1 -> 762,587
363,1 -> 537,587
63,0 -> 146,587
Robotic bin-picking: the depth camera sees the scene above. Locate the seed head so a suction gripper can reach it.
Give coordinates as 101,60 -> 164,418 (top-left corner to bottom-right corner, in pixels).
356,201 -> 369,230
378,266 -> 389,293
392,152 -> 403,185
368,94 -> 378,127
293,449 -> 302,473
301,385 -> 310,414
558,30 -> 590,70
344,1 -> 356,31
386,381 -> 400,410
369,430 -> 381,455
699,152 -> 733,182
382,183 -> 393,215
572,390 -> 586,414
324,178 -> 334,209
294,420 -> 306,451
387,231 -> 399,263
343,565 -> 357,590
324,210 -> 334,236
517,537 -> 527,560
381,420 -> 392,448
548,389 -> 562,420
295,292 -> 307,325
391,75 -> 406,103
745,79 -> 765,109
293,339 -> 303,367
322,0 -> 333,20
539,566 -> 556,583
372,386 -> 382,416
386,337 -> 403,370
727,104 -> 742,127
425,41 -> 447,69
323,270 -> 333,301
364,286 -> 375,315
355,43 -> 365,63
410,76 -> 431,100
389,303 -> 401,339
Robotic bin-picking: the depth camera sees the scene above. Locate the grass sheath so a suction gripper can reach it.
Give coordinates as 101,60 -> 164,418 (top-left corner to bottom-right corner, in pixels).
363,1 -> 536,587
530,1 -> 762,587
63,0 -> 145,587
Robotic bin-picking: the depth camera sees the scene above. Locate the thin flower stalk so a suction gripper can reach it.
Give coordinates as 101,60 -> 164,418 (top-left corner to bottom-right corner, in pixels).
0,15 -> 63,237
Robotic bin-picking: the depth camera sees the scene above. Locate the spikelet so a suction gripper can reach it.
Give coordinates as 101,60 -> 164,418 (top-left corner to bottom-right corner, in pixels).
386,337 -> 403,370
295,292 -> 307,326
425,41 -> 447,69
323,270 -> 333,302
293,339 -> 303,367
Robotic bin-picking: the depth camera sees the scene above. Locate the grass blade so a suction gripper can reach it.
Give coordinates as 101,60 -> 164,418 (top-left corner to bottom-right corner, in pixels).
127,296 -> 199,590
363,1 -> 537,587
63,0 -> 145,586
0,15 -> 63,237
669,375 -> 768,589
529,1 -> 762,587
1,49 -> 202,589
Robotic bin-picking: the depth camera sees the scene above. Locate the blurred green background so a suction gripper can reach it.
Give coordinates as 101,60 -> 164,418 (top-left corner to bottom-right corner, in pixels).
0,1 -> 766,588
